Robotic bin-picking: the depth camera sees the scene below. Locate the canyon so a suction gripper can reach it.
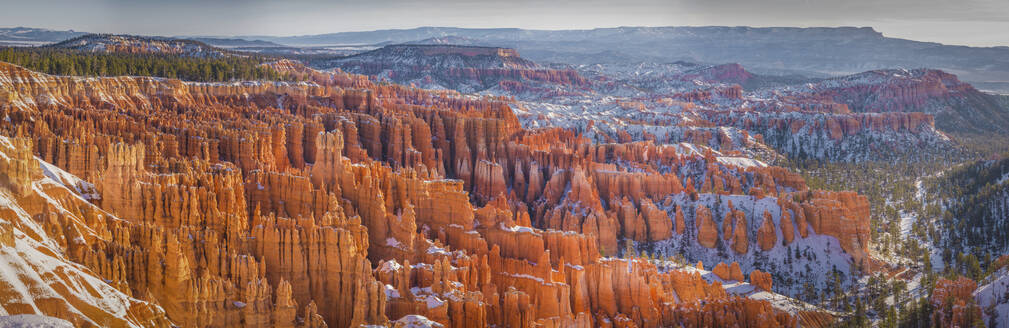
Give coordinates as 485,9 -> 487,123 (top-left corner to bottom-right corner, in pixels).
0,56 -> 867,326
1,26 -> 1008,327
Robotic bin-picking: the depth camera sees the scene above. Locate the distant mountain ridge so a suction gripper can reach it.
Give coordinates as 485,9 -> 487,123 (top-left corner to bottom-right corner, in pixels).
243,26 -> 1009,92
48,34 -> 234,58
251,26 -> 887,46
187,37 -> 285,48
0,27 -> 86,45
0,27 -> 281,51
7,26 -> 1009,92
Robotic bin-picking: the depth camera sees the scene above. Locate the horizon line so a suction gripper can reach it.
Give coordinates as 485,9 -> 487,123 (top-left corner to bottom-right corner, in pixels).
4,24 -> 1009,49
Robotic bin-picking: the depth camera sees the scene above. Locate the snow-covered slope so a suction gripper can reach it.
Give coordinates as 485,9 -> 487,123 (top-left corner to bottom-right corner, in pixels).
977,266 -> 1009,328
657,259 -> 834,322
0,136 -> 171,326
0,314 -> 74,328
646,192 -> 864,300
924,157 -> 1009,260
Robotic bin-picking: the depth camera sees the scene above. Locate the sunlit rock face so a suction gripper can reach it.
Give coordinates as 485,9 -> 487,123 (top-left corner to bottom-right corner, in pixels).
0,135 -> 172,327
0,60 -> 874,327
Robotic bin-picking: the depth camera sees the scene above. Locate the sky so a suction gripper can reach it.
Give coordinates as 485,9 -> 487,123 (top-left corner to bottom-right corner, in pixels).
1,0 -> 1008,47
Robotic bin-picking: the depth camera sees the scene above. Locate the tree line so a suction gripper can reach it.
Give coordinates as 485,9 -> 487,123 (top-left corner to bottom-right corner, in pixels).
0,47 -> 295,82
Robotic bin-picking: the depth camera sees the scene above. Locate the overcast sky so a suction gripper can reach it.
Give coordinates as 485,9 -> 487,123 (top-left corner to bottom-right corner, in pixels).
2,0 -> 1008,47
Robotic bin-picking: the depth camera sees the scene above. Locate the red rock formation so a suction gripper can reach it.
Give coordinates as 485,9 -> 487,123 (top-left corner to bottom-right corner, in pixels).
695,205 -> 719,249
787,191 -> 872,266
727,209 -> 749,254
729,262 -> 745,282
930,276 -> 982,328
780,209 -> 795,245
757,211 -> 777,251
700,107 -> 939,157
673,205 -> 686,235
712,262 -> 732,281
803,69 -> 977,115
711,262 -> 744,282
749,270 -> 773,292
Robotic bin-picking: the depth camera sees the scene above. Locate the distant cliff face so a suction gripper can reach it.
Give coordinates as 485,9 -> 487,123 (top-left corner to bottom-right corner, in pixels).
321,44 -> 588,93
683,63 -> 754,86
786,68 -> 1009,134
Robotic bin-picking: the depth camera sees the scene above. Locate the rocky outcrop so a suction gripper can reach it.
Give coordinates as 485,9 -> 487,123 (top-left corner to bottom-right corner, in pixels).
712,262 -> 744,282
780,209 -> 795,244
701,108 -> 945,160
757,211 -> 777,251
750,270 -> 772,292
673,205 -> 685,235
785,191 -> 872,267
695,205 -> 719,249
684,63 -> 753,86
792,68 -> 1009,134
722,207 -> 749,254
931,276 -> 982,328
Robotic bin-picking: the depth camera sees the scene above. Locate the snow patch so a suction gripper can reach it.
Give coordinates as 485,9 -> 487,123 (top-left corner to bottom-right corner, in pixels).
0,315 -> 74,328
392,315 -> 444,328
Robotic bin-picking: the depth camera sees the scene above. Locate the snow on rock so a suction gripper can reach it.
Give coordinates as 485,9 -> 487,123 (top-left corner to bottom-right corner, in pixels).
648,192 -> 862,300
426,244 -> 456,256
386,237 -> 404,249
37,156 -> 99,200
423,295 -> 445,309
379,259 -> 404,273
391,315 -> 444,328
658,259 -> 832,317
384,284 -> 401,299
717,156 -> 767,168
0,135 -> 170,326
500,222 -> 540,235
976,268 -> 1009,328
0,315 -> 74,328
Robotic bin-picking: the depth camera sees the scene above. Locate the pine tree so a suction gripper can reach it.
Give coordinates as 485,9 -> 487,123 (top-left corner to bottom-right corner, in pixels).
854,297 -> 867,328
